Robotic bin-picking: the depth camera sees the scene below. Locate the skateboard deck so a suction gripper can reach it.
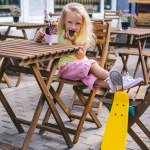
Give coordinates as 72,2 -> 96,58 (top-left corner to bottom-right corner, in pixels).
101,91 -> 129,150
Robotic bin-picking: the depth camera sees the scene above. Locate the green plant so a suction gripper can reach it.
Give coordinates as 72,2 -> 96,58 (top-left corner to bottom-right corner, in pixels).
121,9 -> 136,22
10,6 -> 21,17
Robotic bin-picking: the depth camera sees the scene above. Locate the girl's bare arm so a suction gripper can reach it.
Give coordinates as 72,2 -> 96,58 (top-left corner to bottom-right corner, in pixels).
75,42 -> 89,59
64,31 -> 89,59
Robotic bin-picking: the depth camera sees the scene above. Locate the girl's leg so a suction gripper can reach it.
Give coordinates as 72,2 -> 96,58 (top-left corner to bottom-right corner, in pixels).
90,62 -> 109,80
89,62 -> 110,89
94,79 -> 109,89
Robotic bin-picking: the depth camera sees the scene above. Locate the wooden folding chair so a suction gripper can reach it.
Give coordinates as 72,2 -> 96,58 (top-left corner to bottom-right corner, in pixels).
39,22 -> 111,143
101,85 -> 150,150
87,21 -> 116,71
104,10 -> 121,56
72,22 -> 116,114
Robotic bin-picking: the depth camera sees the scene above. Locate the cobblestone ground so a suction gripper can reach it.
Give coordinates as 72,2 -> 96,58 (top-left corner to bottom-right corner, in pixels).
0,54 -> 150,150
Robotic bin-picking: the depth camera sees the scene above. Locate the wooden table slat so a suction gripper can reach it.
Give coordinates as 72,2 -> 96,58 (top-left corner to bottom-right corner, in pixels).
0,39 -> 80,64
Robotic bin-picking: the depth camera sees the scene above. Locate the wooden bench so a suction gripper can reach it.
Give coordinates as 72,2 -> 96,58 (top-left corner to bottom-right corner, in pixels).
101,85 -> 150,150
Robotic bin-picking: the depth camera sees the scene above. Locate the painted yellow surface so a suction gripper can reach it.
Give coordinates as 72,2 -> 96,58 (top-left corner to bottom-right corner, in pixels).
101,91 -> 129,150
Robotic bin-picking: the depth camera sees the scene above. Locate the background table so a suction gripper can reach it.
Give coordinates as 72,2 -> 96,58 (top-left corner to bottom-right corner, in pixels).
0,22 -> 47,40
0,22 -> 48,87
0,39 -> 80,149
110,28 -> 150,84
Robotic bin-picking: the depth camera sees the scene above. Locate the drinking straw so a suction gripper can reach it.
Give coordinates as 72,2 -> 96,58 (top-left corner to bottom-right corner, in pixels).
44,0 -> 48,20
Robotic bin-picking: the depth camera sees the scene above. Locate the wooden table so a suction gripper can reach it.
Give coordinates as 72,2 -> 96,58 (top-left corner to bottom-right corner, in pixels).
110,28 -> 150,84
0,22 -> 48,87
0,39 -> 80,149
0,22 -> 47,40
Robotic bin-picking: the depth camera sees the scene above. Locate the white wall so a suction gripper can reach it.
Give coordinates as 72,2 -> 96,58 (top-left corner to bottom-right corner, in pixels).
0,0 -> 117,39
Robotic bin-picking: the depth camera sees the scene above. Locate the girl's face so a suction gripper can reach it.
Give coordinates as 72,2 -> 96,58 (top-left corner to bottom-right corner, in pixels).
64,10 -> 83,34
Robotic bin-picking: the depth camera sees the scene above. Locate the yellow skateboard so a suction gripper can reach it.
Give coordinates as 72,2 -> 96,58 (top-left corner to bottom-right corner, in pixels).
101,91 -> 129,150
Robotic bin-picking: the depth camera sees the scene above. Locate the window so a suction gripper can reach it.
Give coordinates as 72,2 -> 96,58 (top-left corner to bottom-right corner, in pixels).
104,0 -> 112,10
0,0 -> 20,17
54,0 -> 100,14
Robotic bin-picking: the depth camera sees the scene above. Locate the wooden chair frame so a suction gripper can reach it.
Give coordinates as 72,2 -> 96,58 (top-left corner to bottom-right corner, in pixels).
39,22 -> 111,143
0,57 -> 11,88
72,22 -> 116,113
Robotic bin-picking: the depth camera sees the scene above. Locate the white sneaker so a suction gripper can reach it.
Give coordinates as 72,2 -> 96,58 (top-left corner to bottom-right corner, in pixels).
123,73 -> 143,90
107,69 -> 123,93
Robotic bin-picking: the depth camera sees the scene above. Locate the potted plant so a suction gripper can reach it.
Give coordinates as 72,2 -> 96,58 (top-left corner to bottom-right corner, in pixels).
121,9 -> 136,30
10,6 -> 21,23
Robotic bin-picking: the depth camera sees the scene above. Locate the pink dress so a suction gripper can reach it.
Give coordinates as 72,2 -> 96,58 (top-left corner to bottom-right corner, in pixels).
59,59 -> 99,91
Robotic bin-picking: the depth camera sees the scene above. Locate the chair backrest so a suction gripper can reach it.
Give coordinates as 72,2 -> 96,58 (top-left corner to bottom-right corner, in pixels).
49,12 -> 61,18
104,10 -> 121,27
92,22 -> 111,68
134,13 -> 150,28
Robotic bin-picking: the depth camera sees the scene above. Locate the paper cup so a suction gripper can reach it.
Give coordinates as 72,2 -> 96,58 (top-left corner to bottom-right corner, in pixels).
45,34 -> 58,45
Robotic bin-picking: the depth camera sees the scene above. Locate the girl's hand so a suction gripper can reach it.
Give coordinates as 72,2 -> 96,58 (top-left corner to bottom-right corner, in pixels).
76,43 -> 89,60
63,31 -> 77,45
34,30 -> 45,43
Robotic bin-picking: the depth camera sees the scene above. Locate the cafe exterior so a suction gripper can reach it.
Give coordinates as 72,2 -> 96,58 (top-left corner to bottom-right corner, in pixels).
0,0 -> 131,23
0,0 -> 149,39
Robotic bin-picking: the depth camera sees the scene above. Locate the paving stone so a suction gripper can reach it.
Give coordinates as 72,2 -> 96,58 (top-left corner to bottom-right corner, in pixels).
70,142 -> 90,150
0,54 -> 150,150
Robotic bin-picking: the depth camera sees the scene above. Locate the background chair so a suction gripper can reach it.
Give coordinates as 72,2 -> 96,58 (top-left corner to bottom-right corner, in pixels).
104,10 -> 122,56
49,12 -> 61,18
88,21 -> 117,71
72,21 -> 114,114
134,13 -> 150,28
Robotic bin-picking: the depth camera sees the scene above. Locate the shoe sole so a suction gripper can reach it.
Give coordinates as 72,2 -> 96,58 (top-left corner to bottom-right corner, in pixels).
109,70 -> 123,91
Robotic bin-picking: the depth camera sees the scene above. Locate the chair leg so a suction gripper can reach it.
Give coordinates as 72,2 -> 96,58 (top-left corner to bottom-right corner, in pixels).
136,119 -> 150,139
50,86 -> 75,122
15,73 -> 24,87
3,73 -> 12,88
39,82 -> 75,135
128,127 -> 149,150
73,86 -> 102,144
0,57 -> 12,88
70,92 -> 103,115
97,101 -> 103,115
69,92 -> 77,110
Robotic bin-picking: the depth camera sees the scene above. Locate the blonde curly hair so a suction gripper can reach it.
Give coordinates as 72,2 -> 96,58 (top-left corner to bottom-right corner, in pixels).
58,2 -> 95,47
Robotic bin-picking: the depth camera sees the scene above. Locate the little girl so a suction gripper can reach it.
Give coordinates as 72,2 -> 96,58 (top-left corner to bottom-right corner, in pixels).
35,2 -> 143,93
